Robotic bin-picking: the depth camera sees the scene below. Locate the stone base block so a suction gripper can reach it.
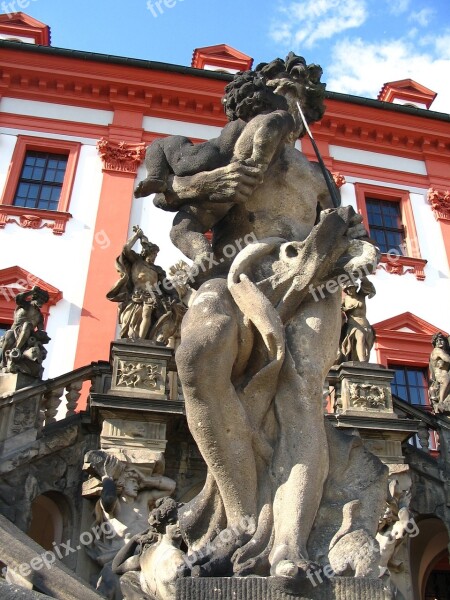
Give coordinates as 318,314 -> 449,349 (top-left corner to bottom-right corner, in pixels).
0,372 -> 38,395
176,576 -> 386,600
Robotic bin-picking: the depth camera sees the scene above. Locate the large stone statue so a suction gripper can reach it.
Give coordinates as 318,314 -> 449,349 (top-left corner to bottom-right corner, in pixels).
336,277 -> 376,364
107,227 -> 183,344
429,332 -> 450,413
133,53 -> 385,597
0,286 -> 51,378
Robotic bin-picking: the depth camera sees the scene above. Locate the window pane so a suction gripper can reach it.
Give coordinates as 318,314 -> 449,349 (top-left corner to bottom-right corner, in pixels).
391,365 -> 428,406
13,150 -> 67,211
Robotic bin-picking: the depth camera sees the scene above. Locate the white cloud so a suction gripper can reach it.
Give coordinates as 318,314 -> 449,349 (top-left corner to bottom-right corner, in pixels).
326,37 -> 450,113
387,0 -> 410,16
270,0 -> 368,49
409,8 -> 435,27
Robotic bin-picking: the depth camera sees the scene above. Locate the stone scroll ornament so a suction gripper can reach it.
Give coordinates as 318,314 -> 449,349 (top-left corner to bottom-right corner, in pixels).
131,52 -> 387,599
429,332 -> 450,414
0,286 -> 51,378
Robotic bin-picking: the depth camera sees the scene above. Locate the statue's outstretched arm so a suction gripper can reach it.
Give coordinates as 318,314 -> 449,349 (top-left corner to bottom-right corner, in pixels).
163,162 -> 264,208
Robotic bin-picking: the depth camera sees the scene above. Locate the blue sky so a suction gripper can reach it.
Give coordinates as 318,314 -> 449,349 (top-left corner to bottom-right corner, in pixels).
4,0 -> 450,112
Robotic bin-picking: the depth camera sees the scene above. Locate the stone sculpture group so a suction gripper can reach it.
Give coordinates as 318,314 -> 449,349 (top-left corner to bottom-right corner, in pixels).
95,52 -> 427,599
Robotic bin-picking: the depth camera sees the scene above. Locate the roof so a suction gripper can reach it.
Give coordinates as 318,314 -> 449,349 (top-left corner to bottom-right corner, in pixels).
0,38 -> 448,123
191,44 -> 253,71
378,79 -> 437,109
0,12 -> 50,45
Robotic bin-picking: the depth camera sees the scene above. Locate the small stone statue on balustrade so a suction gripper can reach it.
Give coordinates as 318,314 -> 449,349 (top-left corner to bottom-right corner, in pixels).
335,276 -> 376,364
429,332 -> 450,413
0,286 -> 51,378
107,226 -> 184,345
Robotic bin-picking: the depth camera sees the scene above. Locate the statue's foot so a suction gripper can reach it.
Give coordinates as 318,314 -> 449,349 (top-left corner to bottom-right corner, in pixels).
188,527 -> 251,577
134,178 -> 166,198
270,556 -> 323,595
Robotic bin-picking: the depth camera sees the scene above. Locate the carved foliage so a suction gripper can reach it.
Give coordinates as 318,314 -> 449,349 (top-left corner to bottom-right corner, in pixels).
332,172 -> 346,188
116,360 -> 163,392
97,138 -> 145,174
0,208 -> 70,235
427,187 -> 450,222
10,401 -> 38,434
378,254 -> 426,281
349,383 -> 388,410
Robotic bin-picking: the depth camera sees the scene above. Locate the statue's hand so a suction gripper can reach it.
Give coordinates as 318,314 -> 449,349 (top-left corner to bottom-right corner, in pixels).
132,225 -> 144,239
346,213 -> 368,240
200,162 -> 264,204
102,454 -> 121,480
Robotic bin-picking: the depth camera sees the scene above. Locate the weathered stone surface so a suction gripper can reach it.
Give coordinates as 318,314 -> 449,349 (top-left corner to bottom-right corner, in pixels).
0,372 -> 38,395
0,513 -> 104,600
0,580 -> 51,599
175,576 -> 386,599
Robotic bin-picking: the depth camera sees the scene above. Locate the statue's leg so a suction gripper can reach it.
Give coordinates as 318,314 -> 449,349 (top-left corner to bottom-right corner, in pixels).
14,323 -> 32,351
134,139 -> 171,198
170,211 -> 212,263
270,290 -> 341,573
176,279 -> 257,527
0,330 -> 15,366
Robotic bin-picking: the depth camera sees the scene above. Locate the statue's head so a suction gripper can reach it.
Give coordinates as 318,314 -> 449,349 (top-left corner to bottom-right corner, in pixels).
222,52 -> 326,138
344,284 -> 358,296
118,468 -> 141,499
148,496 -> 178,533
431,332 -> 450,351
141,241 -> 160,264
31,287 -> 49,308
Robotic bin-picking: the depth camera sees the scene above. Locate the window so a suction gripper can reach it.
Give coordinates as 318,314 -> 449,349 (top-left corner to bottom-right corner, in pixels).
13,151 -> 69,211
0,323 -> 10,338
355,183 -> 427,280
0,136 -> 80,235
390,365 -> 428,406
366,198 -> 405,255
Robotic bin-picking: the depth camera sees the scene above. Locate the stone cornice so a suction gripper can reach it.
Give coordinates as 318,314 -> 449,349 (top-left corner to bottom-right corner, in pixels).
1,44 -> 449,140
316,107 -> 450,159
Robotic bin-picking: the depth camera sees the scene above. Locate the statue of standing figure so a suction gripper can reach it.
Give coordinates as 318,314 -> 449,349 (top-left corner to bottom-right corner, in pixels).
0,286 -> 51,377
129,52 -> 384,596
336,276 -> 376,364
429,332 -> 450,413
107,226 -> 184,345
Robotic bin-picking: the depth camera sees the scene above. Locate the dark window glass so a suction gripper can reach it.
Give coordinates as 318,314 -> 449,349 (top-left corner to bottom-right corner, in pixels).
0,323 -> 11,339
13,151 -> 68,211
390,365 -> 428,406
366,198 -> 405,255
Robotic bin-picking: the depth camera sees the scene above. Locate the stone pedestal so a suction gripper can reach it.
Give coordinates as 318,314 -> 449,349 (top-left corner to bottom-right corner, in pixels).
109,338 -> 174,400
329,362 -> 396,417
327,362 -> 419,463
176,577 -> 386,600
0,372 -> 38,396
